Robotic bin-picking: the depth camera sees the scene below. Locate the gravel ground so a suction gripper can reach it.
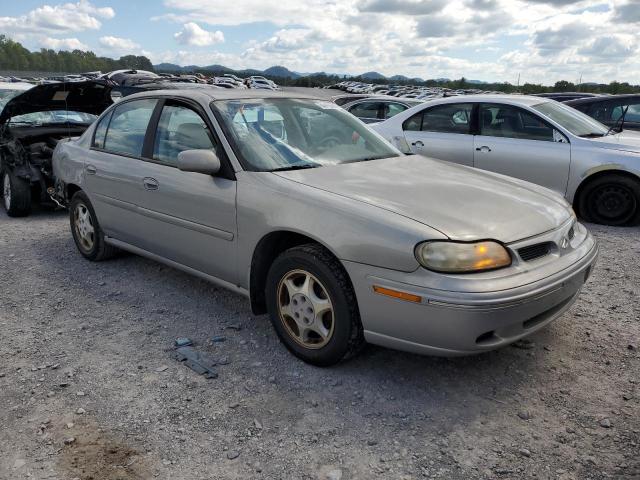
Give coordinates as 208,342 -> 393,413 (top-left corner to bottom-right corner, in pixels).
0,206 -> 638,480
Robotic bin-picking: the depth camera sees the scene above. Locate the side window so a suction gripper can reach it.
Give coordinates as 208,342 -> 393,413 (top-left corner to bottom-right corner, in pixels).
348,102 -> 381,120
103,99 -> 157,157
92,110 -> 112,149
153,104 -> 216,166
384,103 -> 408,119
403,112 -> 423,131
480,104 -> 555,141
421,103 -> 473,134
589,102 -> 613,123
612,103 -> 640,123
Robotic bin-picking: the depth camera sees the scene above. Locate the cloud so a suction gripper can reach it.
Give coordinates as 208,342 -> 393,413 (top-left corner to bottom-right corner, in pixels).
99,36 -> 141,51
41,37 -> 90,50
577,35 -> 637,60
533,21 -> 593,55
358,0 -> 447,15
0,1 -> 114,35
613,0 -> 640,23
174,22 -> 224,46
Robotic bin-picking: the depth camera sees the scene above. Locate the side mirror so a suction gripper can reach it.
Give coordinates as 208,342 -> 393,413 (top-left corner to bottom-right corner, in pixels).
177,149 -> 221,175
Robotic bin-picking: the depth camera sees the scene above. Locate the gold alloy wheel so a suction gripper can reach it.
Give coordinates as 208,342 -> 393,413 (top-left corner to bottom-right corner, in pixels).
74,202 -> 95,252
277,269 -> 335,349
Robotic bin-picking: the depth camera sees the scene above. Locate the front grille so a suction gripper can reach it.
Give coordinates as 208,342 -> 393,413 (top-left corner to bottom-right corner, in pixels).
518,242 -> 553,262
568,225 -> 575,240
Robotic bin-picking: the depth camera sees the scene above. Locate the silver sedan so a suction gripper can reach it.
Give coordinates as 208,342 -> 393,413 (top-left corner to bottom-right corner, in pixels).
372,95 -> 640,226
53,89 -> 597,365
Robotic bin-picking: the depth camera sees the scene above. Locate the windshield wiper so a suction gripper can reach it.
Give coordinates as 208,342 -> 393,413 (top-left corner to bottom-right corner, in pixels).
270,164 -> 320,172
605,105 -> 629,136
342,155 -> 394,164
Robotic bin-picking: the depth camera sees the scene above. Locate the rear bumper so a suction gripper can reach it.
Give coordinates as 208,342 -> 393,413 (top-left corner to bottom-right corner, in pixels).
344,232 -> 598,356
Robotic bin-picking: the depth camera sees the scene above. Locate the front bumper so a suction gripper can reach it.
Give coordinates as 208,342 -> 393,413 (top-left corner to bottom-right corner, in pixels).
344,227 -> 598,356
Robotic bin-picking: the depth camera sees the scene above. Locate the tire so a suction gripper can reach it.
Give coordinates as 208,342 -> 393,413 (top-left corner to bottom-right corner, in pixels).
69,191 -> 119,261
265,243 -> 365,366
2,170 -> 31,217
577,174 -> 640,226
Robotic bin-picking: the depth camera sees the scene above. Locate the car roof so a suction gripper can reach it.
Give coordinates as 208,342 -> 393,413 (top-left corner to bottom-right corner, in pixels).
423,94 -> 547,106
119,88 -> 325,103
565,94 -> 640,106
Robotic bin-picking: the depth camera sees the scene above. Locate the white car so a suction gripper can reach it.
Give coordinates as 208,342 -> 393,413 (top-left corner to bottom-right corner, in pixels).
372,95 -> 640,226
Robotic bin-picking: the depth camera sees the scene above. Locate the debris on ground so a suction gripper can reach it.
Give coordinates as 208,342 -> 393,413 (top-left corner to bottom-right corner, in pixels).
173,344 -> 219,379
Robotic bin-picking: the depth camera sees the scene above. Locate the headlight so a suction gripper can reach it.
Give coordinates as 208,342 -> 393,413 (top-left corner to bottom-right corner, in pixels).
415,240 -> 512,273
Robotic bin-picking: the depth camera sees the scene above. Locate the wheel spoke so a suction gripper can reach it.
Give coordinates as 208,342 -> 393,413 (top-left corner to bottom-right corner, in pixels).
277,269 -> 335,349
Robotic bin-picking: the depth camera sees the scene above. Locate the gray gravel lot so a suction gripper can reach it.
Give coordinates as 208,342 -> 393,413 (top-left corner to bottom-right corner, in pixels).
0,206 -> 638,480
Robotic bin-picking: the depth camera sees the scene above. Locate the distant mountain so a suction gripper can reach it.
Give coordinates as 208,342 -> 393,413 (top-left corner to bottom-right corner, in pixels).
467,79 -> 488,85
154,63 -> 183,72
360,71 -> 386,80
263,65 -> 300,78
389,75 -> 425,83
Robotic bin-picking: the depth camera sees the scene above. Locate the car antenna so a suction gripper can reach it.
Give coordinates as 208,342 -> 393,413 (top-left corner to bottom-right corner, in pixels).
605,105 -> 629,136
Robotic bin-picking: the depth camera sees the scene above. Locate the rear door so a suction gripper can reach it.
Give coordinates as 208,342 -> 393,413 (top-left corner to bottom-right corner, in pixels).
473,103 -> 571,195
85,98 -> 158,243
402,102 -> 475,166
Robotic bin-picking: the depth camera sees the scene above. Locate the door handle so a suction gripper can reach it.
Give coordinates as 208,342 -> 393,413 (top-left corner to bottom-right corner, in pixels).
85,165 -> 97,175
475,146 -> 492,152
143,177 -> 159,191
411,141 -> 424,148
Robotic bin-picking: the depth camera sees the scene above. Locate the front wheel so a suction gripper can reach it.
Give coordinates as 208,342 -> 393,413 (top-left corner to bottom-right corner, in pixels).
2,170 -> 31,217
69,191 -> 119,261
577,174 -> 640,226
265,244 -> 365,366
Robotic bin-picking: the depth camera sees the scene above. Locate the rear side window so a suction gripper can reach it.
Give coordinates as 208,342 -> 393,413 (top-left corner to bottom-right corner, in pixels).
348,102 -> 381,120
153,104 -> 216,166
103,99 -> 157,157
92,110 -> 112,149
419,103 -> 473,134
384,103 -> 408,119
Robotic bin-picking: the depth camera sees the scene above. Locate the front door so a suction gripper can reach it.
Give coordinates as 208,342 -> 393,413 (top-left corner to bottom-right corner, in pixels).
473,103 -> 571,195
132,100 -> 238,283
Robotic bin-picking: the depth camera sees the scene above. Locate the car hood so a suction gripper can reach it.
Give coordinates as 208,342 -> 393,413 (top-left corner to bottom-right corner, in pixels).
274,156 -> 571,243
586,130 -> 640,153
0,80 -> 113,125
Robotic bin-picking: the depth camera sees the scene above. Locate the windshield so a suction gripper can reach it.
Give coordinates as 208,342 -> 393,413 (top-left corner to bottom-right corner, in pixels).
8,110 -> 97,126
213,98 -> 400,171
0,89 -> 27,111
531,101 -> 608,137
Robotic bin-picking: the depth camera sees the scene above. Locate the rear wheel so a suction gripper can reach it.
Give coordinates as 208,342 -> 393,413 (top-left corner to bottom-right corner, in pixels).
69,191 -> 119,261
265,244 -> 365,366
2,170 -> 31,217
577,174 -> 640,226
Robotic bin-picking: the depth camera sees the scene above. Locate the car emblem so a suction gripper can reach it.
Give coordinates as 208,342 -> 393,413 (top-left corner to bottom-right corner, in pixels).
560,237 -> 569,249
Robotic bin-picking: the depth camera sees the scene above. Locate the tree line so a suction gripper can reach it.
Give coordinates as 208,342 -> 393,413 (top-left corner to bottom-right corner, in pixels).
1,35 -> 638,95
0,35 -> 153,74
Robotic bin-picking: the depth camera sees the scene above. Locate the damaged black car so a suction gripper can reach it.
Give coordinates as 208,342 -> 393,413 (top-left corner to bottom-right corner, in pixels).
0,81 -> 113,217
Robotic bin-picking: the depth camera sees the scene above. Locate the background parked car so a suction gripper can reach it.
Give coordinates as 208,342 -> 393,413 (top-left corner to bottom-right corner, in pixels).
566,94 -> 640,132
342,97 -> 423,124
372,95 -> 640,226
533,92 -> 607,102
1,81 -> 113,217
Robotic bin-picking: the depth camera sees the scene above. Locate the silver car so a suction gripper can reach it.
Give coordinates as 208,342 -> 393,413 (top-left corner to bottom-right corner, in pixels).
53,89 -> 597,366
372,95 -> 640,226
